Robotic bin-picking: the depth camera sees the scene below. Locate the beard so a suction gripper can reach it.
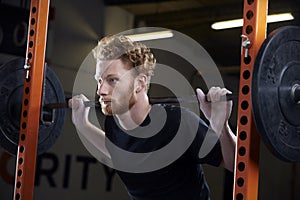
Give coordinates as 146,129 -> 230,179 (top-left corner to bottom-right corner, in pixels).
101,103 -> 112,116
100,91 -> 136,115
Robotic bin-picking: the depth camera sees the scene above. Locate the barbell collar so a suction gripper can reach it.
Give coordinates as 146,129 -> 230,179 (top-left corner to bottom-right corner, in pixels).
291,84 -> 300,104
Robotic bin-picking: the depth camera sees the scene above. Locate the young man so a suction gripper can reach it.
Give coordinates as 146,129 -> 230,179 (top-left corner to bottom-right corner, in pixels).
69,35 -> 236,200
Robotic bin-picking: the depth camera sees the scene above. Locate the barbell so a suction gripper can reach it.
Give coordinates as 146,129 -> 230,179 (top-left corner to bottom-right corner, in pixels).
0,59 -> 66,155
252,26 -> 300,162
0,26 -> 299,162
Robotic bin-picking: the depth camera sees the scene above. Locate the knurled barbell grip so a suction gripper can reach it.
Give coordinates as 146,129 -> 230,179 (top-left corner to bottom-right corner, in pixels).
43,100 -> 100,109
149,94 -> 236,104
204,93 -> 235,102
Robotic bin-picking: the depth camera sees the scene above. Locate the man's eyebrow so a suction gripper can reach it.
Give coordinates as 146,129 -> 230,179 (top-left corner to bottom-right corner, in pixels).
94,73 -> 119,81
105,74 -> 119,79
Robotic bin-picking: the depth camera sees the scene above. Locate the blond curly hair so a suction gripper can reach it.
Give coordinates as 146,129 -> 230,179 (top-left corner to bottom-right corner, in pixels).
93,35 -> 156,78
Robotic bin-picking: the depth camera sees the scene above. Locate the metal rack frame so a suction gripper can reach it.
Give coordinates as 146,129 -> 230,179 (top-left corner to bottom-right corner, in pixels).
233,0 -> 268,199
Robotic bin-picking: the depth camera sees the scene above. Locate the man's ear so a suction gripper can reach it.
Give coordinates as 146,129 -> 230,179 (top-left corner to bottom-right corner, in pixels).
135,74 -> 147,93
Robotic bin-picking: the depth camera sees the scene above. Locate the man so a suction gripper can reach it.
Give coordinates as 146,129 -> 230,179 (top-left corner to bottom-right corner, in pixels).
70,35 -> 236,200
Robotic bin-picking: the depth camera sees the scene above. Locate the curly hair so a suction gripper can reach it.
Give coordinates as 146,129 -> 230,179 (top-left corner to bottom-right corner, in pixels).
92,35 -> 156,77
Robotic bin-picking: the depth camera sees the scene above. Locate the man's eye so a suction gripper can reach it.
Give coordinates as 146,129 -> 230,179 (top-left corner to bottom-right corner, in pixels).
108,78 -> 118,84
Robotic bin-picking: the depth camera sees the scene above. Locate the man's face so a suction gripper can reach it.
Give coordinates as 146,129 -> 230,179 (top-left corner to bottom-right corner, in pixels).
95,59 -> 137,115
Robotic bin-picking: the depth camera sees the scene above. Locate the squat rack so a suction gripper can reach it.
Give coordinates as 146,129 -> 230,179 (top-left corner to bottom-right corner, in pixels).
233,0 -> 268,199
13,0 -> 268,199
14,0 -> 49,199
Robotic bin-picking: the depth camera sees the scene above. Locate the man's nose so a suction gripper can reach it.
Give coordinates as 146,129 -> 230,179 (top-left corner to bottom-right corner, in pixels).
97,82 -> 109,96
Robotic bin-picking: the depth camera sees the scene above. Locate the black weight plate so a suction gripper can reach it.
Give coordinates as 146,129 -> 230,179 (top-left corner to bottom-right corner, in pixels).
252,26 -> 300,162
0,58 -> 66,155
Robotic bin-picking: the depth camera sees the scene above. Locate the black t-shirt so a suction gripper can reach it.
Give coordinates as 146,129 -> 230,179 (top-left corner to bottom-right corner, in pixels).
105,104 -> 222,200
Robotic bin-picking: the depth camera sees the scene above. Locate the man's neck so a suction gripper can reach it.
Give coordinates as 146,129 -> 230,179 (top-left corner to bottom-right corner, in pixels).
115,95 -> 151,130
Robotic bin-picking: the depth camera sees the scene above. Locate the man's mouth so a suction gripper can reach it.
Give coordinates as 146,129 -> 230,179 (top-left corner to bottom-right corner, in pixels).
102,101 -> 111,105
100,98 -> 112,105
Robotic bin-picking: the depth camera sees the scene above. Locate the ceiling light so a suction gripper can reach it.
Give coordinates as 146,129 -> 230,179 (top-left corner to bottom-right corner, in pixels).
211,13 -> 294,30
126,30 -> 174,42
211,19 -> 243,30
267,13 -> 294,23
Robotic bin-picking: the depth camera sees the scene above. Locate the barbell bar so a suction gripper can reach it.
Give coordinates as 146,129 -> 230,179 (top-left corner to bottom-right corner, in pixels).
43,93 -> 237,109
43,84 -> 299,109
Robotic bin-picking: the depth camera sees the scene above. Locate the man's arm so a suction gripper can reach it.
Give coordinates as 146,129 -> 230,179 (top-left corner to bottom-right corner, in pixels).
218,122 -> 237,171
196,87 -> 237,172
69,94 -> 111,159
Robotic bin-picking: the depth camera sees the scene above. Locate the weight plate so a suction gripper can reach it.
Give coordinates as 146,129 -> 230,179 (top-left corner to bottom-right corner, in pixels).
0,58 -> 66,155
252,26 -> 300,162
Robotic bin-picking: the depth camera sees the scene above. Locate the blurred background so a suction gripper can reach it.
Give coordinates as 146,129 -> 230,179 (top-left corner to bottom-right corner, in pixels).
0,0 -> 299,199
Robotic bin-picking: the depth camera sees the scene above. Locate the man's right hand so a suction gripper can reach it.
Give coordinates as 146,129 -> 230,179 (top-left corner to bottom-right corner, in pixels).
68,94 -> 90,128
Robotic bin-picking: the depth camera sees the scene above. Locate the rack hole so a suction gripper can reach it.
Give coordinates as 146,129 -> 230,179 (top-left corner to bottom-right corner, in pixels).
30,29 -> 35,36
242,85 -> 250,95
16,193 -> 20,200
243,55 -> 251,64
246,10 -> 254,20
21,122 -> 26,130
238,162 -> 246,171
31,18 -> 36,25
247,0 -> 254,5
246,25 -> 253,34
18,158 -> 24,165
237,177 -> 245,187
21,134 -> 26,141
25,87 -> 29,94
24,99 -> 29,106
239,146 -> 246,156
236,193 -> 244,200
239,131 -> 247,140
23,110 -> 27,118
240,116 -> 248,125
29,41 -> 34,48
17,169 -> 23,176
16,181 -> 22,188
241,101 -> 249,110
32,7 -> 37,13
26,76 -> 30,82
243,70 -> 250,79
20,146 -> 25,153
28,52 -> 33,59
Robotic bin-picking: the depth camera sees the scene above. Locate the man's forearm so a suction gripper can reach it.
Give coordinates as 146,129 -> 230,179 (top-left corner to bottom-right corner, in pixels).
219,122 -> 236,172
75,120 -> 111,160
